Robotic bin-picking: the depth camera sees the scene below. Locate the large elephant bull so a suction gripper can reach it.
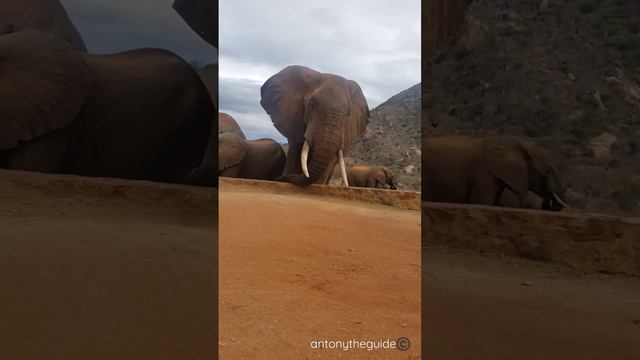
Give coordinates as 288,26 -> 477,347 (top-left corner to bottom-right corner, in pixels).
423,136 -> 569,211
260,65 -> 370,187
0,29 -> 214,184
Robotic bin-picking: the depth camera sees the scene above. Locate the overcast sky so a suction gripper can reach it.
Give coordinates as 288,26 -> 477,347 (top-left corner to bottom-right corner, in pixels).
220,0 -> 421,141
62,0 -> 215,64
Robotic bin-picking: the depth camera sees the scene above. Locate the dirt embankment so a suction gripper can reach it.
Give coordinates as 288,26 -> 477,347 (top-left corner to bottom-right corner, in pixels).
219,178 -> 421,359
0,170 -> 217,359
425,202 -> 640,275
425,245 -> 640,360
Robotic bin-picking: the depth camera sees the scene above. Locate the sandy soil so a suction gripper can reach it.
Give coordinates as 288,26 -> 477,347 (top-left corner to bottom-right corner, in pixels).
219,183 -> 422,359
425,245 -> 640,360
0,177 -> 217,360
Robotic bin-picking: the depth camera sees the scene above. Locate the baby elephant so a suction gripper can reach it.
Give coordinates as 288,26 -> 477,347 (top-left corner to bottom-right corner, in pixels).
347,165 -> 398,190
218,133 -> 286,181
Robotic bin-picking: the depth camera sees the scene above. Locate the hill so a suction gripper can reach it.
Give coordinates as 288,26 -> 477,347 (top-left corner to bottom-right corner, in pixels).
346,83 -> 422,190
424,0 -> 640,215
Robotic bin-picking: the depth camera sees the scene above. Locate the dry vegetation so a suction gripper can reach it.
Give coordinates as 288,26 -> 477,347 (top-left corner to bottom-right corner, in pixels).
424,0 -> 640,216
348,84 -> 422,191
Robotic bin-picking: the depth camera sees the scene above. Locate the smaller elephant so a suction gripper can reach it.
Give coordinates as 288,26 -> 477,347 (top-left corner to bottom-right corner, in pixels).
423,136 -> 569,211
218,132 -> 286,181
347,165 -> 398,190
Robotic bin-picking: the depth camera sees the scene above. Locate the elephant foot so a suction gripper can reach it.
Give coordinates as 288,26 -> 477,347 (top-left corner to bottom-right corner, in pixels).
278,174 -> 312,187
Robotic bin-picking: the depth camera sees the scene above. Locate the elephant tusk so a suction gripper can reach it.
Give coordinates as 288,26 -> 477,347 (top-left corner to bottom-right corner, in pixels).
301,140 -> 310,178
552,192 -> 570,209
338,149 -> 349,187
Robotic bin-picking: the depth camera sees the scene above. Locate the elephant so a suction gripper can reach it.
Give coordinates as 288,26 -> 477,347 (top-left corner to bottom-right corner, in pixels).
217,132 -> 286,181
347,165 -> 398,190
0,29 -> 214,184
185,112 -> 250,186
0,0 -> 86,51
423,136 -> 569,211
219,112 -> 246,139
173,0 -> 217,47
260,65 -> 370,187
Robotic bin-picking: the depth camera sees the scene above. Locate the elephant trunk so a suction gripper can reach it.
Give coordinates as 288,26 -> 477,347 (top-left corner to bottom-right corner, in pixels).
297,110 -> 343,186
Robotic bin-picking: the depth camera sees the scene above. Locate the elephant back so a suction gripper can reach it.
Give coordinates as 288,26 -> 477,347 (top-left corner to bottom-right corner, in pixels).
0,29 -> 91,151
219,113 -> 246,139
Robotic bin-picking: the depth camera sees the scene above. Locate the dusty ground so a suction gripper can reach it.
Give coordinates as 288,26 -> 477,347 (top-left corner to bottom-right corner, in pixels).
0,172 -> 217,360
425,245 -> 640,360
219,182 -> 422,359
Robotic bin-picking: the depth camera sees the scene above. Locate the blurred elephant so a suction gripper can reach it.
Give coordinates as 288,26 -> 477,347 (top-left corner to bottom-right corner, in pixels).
173,0 -> 217,47
0,29 -> 214,184
347,165 -> 398,190
185,112 -> 251,186
423,136 -> 569,211
218,132 -> 285,181
260,65 -> 369,186
0,0 -> 86,50
219,112 -> 246,139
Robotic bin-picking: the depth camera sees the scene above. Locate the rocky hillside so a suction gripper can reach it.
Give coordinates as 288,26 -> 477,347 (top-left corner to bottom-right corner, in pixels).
424,0 -> 640,216
346,83 -> 422,190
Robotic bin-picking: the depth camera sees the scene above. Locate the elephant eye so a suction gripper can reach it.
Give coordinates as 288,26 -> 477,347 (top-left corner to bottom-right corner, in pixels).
308,98 -> 317,107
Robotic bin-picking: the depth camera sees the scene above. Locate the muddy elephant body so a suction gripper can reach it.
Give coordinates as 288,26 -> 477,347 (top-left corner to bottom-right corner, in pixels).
218,133 -> 285,181
347,165 -> 398,190
423,136 -> 568,211
0,30 -> 214,184
0,0 -> 86,50
260,65 -> 369,186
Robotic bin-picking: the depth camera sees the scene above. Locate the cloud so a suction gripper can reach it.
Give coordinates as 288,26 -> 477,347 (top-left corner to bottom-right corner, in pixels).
220,0 -> 420,140
61,0 -> 215,64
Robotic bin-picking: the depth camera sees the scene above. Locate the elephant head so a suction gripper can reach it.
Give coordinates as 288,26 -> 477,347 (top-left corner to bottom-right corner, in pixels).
486,138 -> 568,211
260,65 -> 369,186
0,29 -> 91,153
0,0 -> 87,51
219,113 -> 246,139
383,167 -> 399,190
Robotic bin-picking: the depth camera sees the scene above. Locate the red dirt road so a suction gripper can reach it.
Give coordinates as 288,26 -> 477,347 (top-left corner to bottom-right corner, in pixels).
425,245 -> 640,360
219,183 -> 422,359
0,174 -> 217,360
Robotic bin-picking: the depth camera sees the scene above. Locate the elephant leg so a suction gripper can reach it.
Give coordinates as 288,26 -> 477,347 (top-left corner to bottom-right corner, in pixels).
1,128 -> 71,173
282,142 -> 302,176
468,173 -> 499,205
319,157 -> 338,185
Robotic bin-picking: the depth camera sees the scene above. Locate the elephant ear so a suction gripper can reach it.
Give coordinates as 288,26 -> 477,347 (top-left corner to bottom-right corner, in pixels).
218,132 -> 248,171
485,138 -> 529,195
260,65 -> 321,143
343,80 -> 370,150
519,140 -> 552,175
0,29 -> 91,151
